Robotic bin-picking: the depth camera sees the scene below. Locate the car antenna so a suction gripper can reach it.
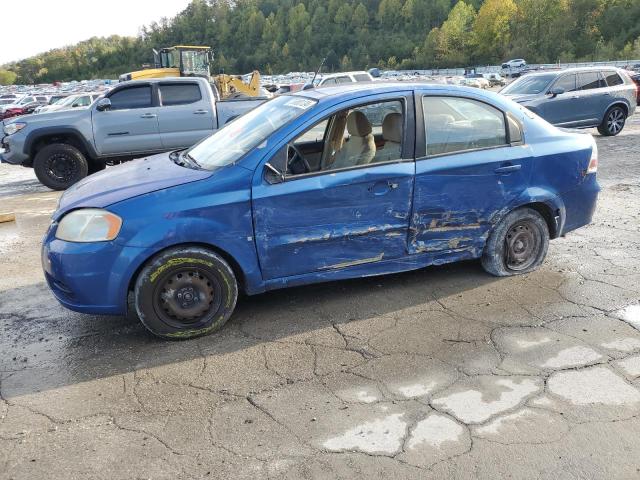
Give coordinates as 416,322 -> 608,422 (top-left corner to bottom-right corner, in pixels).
304,56 -> 327,90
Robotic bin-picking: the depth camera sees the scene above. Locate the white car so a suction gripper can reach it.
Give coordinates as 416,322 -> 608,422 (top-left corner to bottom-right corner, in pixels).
36,93 -> 101,114
502,59 -> 527,69
315,71 -> 374,87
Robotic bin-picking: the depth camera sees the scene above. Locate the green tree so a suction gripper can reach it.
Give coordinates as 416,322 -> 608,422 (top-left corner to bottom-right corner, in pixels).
0,69 -> 17,85
474,0 -> 517,63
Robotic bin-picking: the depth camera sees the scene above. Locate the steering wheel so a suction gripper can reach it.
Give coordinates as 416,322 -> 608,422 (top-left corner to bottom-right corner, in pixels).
288,144 -> 312,174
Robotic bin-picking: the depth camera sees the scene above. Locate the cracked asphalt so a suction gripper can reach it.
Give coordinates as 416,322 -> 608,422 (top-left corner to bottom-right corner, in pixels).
1,116 -> 640,479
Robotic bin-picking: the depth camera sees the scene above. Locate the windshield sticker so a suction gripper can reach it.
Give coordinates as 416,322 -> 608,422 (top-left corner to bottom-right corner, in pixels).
284,98 -> 316,110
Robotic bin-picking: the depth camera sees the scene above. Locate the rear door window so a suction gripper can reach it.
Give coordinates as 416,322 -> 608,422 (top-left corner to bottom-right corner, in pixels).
108,86 -> 152,110
577,72 -> 606,90
553,74 -> 577,92
422,96 -> 507,156
336,76 -> 352,84
159,83 -> 202,106
604,71 -> 624,86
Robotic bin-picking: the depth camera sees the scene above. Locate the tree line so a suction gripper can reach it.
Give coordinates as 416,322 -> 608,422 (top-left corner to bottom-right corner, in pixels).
2,0 -> 640,85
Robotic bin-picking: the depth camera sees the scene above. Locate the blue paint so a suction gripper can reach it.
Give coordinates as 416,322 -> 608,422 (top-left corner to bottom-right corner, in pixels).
42,83 -> 600,316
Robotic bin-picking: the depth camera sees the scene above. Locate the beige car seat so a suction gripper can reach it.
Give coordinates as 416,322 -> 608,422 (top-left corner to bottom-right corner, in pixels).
374,113 -> 402,162
330,111 -> 376,169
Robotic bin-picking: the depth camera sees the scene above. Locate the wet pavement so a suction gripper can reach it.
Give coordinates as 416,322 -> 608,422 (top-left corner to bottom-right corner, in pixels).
1,117 -> 640,479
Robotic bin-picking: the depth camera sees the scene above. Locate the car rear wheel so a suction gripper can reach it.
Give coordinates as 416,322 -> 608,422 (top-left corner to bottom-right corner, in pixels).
481,208 -> 549,277
134,247 -> 238,339
33,143 -> 88,190
597,106 -> 626,136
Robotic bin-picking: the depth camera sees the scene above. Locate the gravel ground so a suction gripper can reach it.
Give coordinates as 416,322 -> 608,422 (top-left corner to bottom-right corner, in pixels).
1,116 -> 640,479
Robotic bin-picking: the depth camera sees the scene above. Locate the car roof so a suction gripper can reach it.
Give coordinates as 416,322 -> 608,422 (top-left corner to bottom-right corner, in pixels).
523,66 -> 623,78
320,71 -> 371,79
293,81 -> 491,101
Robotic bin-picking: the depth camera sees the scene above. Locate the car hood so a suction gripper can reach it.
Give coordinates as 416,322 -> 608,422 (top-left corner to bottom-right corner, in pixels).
53,152 -> 213,221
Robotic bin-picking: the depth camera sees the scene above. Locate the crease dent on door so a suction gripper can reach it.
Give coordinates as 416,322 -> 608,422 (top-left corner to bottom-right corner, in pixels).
409,204 -> 490,255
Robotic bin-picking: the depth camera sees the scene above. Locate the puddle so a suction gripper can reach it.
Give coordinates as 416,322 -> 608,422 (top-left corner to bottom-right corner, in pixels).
601,338 -> 640,353
516,337 -> 552,349
615,305 -> 640,330
540,346 -> 604,369
614,355 -> 640,377
547,366 -> 640,405
473,407 -> 568,444
396,381 -> 439,399
406,413 -> 464,450
323,413 -> 407,455
431,377 -> 541,424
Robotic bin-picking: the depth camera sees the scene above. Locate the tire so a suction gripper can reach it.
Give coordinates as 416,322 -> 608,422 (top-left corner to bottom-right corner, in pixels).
134,247 -> 238,339
597,105 -> 626,136
33,143 -> 88,190
87,161 -> 106,175
481,207 -> 550,277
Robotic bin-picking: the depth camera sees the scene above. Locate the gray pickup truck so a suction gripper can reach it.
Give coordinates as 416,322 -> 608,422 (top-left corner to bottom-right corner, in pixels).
0,77 -> 265,189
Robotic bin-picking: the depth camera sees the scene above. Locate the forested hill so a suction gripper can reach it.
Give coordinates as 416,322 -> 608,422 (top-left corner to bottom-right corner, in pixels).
2,0 -> 640,84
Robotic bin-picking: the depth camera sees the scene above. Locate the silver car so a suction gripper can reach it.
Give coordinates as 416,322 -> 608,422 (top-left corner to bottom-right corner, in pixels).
501,67 -> 636,136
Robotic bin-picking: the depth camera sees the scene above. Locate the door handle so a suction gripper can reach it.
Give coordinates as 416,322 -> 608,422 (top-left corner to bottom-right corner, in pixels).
193,109 -> 208,115
494,164 -> 522,174
140,113 -> 157,119
571,95 -> 580,99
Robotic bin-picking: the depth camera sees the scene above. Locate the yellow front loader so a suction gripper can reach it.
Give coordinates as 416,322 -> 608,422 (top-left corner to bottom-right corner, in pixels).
119,46 -> 262,99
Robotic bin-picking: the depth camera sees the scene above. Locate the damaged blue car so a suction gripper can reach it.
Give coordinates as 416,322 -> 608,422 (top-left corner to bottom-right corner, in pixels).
42,83 -> 599,338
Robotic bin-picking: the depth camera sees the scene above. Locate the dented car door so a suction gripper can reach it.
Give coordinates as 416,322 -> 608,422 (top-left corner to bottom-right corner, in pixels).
410,93 -> 533,257
252,94 -> 416,280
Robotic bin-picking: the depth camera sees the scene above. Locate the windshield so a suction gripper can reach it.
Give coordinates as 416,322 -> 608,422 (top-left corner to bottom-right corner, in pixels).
57,96 -> 78,106
502,74 -> 556,95
188,95 -> 317,170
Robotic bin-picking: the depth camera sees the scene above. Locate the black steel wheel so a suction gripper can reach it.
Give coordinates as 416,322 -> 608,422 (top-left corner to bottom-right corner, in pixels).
33,143 -> 88,190
134,247 -> 238,339
481,207 -> 550,277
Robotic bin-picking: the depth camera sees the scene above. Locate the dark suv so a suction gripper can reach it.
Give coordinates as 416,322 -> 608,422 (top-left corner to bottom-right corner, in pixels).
500,67 -> 636,136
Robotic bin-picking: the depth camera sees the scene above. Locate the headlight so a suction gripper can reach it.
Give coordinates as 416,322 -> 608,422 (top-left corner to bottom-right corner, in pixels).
55,209 -> 122,242
3,122 -> 27,136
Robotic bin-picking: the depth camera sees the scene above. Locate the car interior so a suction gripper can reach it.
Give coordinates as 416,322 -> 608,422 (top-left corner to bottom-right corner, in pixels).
284,100 -> 404,176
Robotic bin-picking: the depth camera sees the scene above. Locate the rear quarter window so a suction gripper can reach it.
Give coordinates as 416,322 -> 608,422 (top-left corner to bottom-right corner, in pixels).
604,71 -> 624,86
353,74 -> 371,82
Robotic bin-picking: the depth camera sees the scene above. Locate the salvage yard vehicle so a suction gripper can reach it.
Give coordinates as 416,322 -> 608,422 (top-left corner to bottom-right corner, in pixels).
42,83 -> 600,339
1,77 -> 264,190
501,67 -> 636,136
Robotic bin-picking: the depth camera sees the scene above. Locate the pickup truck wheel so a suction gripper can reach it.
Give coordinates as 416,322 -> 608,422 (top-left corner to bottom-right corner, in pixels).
481,208 -> 549,277
33,143 -> 88,190
597,106 -> 626,136
134,247 -> 238,340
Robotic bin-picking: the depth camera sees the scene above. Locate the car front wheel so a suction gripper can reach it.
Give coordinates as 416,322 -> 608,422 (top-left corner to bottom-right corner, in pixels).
481,208 -> 550,277
33,143 -> 88,190
598,106 -> 626,136
134,247 -> 238,339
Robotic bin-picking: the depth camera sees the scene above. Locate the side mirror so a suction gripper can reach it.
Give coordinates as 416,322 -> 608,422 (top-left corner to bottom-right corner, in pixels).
264,162 -> 285,184
96,98 -> 112,112
549,87 -> 565,97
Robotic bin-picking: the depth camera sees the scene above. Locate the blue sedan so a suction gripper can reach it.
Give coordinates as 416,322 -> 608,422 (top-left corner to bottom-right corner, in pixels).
42,83 -> 600,338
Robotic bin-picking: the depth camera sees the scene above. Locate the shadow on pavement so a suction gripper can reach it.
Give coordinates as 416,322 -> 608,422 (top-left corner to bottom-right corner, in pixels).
0,260 -> 500,398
